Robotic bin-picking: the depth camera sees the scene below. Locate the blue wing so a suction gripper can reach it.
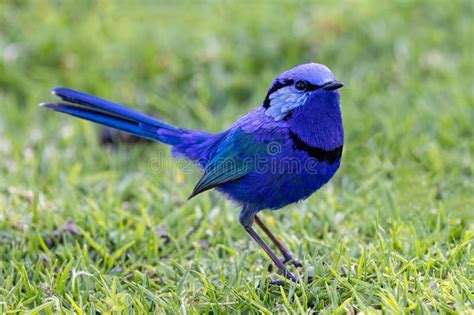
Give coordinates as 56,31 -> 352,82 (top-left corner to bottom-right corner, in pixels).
188,128 -> 271,199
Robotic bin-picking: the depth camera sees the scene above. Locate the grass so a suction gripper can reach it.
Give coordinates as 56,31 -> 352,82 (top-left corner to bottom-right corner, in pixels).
0,1 -> 473,313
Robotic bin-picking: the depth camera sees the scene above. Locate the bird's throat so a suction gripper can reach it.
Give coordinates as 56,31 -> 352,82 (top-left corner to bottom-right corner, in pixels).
288,92 -> 344,151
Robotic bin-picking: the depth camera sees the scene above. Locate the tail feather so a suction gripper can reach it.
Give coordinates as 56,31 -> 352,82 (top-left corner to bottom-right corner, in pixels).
52,87 -> 177,131
40,87 -> 181,144
41,102 -> 170,142
41,87 -> 221,164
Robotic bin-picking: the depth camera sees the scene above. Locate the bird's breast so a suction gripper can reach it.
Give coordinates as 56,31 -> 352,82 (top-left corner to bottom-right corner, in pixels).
217,151 -> 341,211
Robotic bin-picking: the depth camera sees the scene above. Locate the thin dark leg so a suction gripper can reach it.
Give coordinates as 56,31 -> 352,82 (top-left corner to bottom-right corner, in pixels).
254,215 -> 302,267
244,225 -> 297,282
239,205 -> 297,283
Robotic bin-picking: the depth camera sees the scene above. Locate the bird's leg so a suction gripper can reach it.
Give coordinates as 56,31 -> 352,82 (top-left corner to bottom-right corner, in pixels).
239,206 -> 297,283
243,225 -> 297,283
254,215 -> 303,268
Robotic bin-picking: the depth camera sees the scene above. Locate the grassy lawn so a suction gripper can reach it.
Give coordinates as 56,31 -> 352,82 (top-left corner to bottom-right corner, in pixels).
0,1 -> 472,313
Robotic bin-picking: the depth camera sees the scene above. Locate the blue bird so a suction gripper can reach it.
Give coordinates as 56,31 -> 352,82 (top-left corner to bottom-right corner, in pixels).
41,63 -> 344,282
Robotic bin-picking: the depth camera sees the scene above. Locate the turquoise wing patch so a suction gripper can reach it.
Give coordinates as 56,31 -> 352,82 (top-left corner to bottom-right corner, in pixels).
188,129 -> 270,199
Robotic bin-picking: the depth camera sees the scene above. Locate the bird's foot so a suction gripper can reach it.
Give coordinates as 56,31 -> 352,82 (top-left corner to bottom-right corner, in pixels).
267,259 -> 313,285
269,279 -> 286,286
268,256 -> 303,272
283,257 -> 303,268
268,274 -> 313,286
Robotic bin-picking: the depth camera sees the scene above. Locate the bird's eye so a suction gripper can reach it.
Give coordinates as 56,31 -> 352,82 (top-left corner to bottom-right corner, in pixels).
295,80 -> 307,91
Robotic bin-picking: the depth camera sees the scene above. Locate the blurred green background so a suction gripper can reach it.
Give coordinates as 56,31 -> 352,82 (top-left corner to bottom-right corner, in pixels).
0,1 -> 472,313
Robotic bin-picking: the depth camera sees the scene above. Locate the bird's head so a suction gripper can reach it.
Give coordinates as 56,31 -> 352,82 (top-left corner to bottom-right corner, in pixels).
263,63 -> 343,121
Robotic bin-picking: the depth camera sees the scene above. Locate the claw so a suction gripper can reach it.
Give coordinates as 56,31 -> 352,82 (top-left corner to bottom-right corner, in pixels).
270,279 -> 286,286
268,257 -> 303,272
282,257 -> 303,268
269,273 -> 313,286
292,260 -> 303,268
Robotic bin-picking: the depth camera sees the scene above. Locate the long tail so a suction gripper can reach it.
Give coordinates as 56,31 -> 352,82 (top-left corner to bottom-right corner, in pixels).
41,87 -> 184,145
41,87 -> 224,164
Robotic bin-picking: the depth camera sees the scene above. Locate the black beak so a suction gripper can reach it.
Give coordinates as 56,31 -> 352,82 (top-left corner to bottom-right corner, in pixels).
322,80 -> 344,91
